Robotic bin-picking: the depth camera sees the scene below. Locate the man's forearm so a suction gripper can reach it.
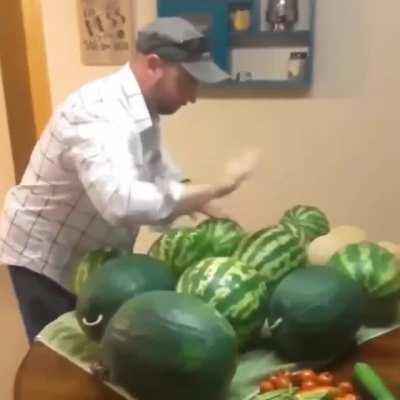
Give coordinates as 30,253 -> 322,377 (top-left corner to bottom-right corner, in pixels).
172,183 -> 221,216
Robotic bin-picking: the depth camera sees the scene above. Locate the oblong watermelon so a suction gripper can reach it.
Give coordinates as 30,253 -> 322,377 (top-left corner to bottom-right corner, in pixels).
267,267 -> 365,362
234,224 -> 306,286
76,254 -> 176,341
280,205 -> 330,242
328,242 -> 400,326
102,291 -> 238,400
196,218 -> 245,257
148,227 -> 208,277
177,257 -> 268,347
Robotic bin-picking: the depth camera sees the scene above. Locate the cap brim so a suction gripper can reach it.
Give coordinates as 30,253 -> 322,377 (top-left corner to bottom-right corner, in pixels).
181,56 -> 230,84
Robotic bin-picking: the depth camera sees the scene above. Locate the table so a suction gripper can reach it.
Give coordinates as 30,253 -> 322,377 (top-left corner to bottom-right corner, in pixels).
14,328 -> 400,400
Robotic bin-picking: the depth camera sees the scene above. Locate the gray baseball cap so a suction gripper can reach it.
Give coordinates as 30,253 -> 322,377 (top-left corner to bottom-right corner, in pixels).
136,17 -> 229,84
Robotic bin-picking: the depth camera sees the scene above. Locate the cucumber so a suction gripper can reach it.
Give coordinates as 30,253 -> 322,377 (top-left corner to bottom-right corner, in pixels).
354,362 -> 396,400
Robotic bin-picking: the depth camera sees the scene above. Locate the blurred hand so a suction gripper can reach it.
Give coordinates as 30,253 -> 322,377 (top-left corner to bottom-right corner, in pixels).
216,149 -> 260,197
199,200 -> 232,219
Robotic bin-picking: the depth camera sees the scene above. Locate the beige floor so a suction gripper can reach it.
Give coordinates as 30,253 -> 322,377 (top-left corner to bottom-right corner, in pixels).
0,267 -> 29,400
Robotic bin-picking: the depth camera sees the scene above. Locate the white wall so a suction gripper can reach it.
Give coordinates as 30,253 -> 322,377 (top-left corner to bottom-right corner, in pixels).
41,0 -> 400,250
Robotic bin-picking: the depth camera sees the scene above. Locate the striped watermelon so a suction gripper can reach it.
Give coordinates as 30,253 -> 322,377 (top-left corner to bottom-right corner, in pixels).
234,224 -> 306,285
72,247 -> 123,295
279,220 -> 307,246
328,242 -> 400,326
176,257 -> 268,347
329,242 -> 400,298
196,218 -> 245,257
280,205 -> 330,242
148,227 -> 208,277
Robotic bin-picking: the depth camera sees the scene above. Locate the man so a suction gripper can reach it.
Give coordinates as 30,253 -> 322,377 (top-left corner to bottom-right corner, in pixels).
0,17 -> 257,343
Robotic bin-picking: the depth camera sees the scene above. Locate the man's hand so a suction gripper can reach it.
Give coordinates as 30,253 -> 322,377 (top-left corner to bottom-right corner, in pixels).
172,149 -> 259,218
198,200 -> 231,219
215,149 -> 260,198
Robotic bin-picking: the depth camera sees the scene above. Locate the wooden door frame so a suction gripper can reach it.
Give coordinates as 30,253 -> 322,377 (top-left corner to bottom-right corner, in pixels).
0,0 -> 52,181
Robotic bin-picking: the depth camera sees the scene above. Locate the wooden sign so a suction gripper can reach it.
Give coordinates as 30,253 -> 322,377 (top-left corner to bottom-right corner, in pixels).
77,0 -> 134,65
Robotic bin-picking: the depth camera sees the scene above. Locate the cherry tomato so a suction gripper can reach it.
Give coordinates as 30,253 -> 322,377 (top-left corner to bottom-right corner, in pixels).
337,381 -> 354,395
274,376 -> 292,389
317,371 -> 335,386
259,380 -> 275,393
299,369 -> 318,382
268,375 -> 279,385
280,370 -> 293,381
290,372 -> 303,386
342,394 -> 358,400
301,379 -> 317,390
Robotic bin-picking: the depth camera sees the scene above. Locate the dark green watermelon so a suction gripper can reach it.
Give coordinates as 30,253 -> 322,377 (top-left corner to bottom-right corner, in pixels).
102,291 -> 238,400
267,267 -> 365,362
76,254 -> 176,341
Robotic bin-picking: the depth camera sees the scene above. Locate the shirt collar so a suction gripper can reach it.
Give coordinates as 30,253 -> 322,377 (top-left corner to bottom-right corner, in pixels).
118,63 -> 160,130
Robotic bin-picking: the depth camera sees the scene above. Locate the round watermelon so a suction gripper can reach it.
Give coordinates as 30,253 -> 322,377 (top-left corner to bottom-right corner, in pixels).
177,257 -> 268,347
280,205 -> 330,242
234,224 -> 306,286
148,227 -> 208,277
196,218 -> 245,257
72,247 -> 124,295
267,267 -> 365,362
328,242 -> 400,326
101,291 -> 238,400
76,254 -> 176,341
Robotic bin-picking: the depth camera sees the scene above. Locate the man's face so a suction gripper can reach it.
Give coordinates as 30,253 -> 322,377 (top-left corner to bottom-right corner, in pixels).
152,62 -> 198,115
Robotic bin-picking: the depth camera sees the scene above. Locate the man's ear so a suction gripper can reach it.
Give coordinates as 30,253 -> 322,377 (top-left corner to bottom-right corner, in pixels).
146,54 -> 164,81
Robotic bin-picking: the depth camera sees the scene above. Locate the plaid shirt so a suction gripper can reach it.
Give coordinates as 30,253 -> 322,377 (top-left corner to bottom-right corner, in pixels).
0,64 -> 183,291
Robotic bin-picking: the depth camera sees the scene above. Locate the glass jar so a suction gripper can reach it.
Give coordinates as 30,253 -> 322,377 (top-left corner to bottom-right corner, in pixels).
287,51 -> 308,80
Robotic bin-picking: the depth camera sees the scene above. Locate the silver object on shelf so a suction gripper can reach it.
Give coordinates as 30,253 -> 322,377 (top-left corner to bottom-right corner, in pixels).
266,0 -> 299,32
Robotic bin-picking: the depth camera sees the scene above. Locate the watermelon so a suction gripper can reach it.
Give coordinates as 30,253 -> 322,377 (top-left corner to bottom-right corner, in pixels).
76,254 -> 176,341
281,205 -> 330,242
328,242 -> 400,326
267,267 -> 365,362
234,224 -> 306,286
279,220 -> 307,246
148,227 -> 208,277
177,257 -> 268,346
196,218 -> 245,257
101,291 -> 238,400
72,247 -> 124,295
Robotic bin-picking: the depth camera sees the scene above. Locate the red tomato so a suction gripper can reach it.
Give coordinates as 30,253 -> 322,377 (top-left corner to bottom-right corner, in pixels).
301,379 -> 317,390
342,394 -> 358,400
299,369 -> 318,382
317,372 -> 335,386
274,376 -> 291,389
269,375 -> 279,386
338,381 -> 354,395
280,371 -> 293,381
259,380 -> 275,393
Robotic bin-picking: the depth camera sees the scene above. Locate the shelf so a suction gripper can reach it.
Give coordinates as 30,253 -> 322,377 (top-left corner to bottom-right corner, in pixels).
229,30 -> 311,47
217,78 -> 311,90
157,0 -> 316,91
226,0 -> 253,4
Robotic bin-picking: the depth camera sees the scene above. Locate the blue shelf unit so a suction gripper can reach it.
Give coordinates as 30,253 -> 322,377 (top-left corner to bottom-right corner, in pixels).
157,0 -> 316,90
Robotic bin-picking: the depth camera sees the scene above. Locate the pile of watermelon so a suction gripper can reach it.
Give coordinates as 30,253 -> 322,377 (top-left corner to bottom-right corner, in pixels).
71,204 -> 400,400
